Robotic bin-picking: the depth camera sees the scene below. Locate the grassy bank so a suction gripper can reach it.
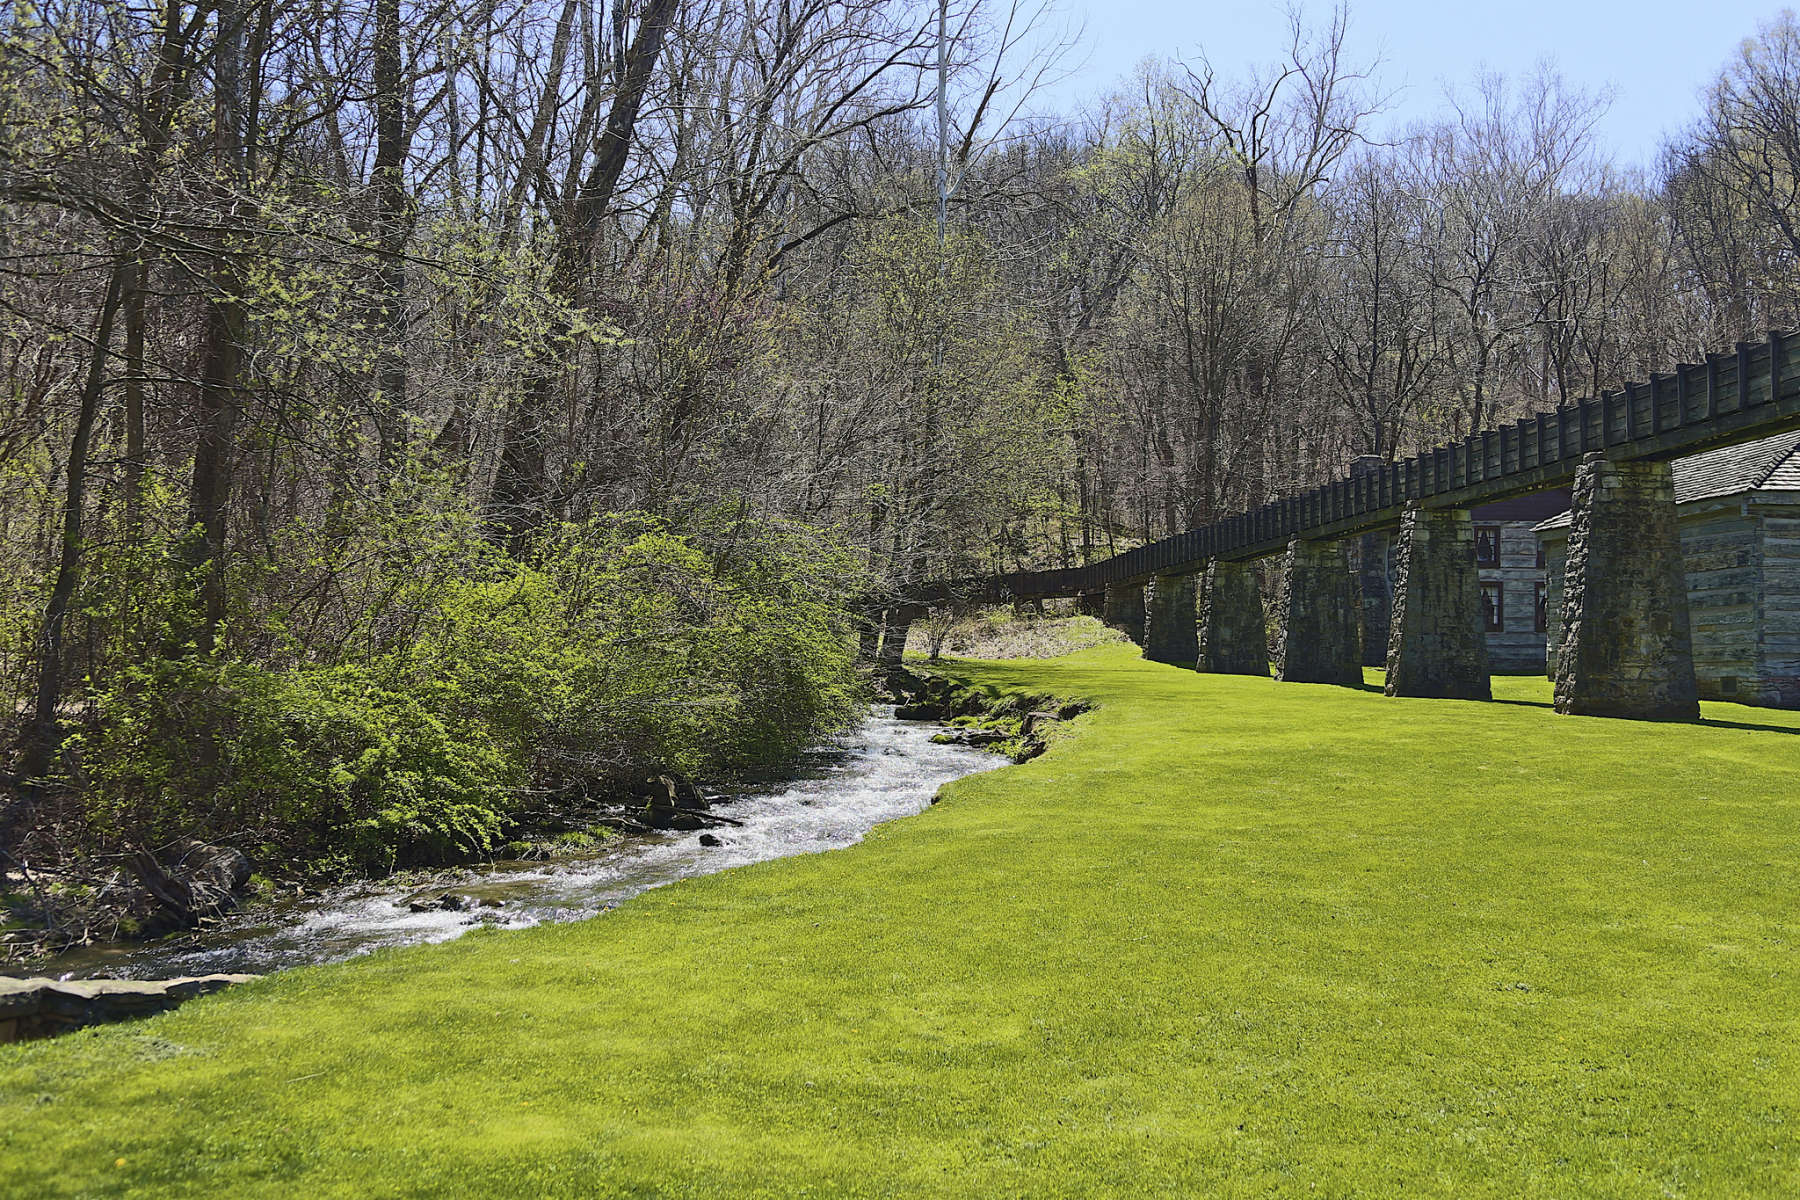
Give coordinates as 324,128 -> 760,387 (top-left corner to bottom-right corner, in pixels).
4,644 -> 1799,1197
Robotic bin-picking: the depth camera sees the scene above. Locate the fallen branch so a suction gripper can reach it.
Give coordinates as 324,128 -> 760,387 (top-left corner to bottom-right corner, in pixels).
677,807 -> 744,827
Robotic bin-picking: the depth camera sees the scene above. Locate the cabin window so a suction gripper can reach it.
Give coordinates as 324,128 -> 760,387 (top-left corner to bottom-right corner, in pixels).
1476,525 -> 1502,566
1481,583 -> 1505,632
1534,582 -> 1548,633
1535,540 -> 1546,569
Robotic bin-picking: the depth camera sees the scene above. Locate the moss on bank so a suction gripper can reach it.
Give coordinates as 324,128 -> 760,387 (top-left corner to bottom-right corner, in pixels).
892,667 -> 1088,761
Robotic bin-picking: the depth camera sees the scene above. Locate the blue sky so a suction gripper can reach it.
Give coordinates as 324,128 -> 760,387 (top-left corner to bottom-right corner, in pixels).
1032,1 -> 1794,170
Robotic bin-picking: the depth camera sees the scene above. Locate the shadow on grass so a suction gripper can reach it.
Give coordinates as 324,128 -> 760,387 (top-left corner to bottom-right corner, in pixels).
1488,695 -> 1800,735
1698,717 -> 1800,735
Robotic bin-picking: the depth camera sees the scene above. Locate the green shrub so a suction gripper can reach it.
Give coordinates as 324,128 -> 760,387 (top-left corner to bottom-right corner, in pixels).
72,510 -> 867,874
79,658 -> 517,872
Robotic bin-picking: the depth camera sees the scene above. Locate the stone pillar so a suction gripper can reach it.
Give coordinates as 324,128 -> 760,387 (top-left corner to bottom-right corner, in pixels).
1077,591 -> 1104,619
1385,506 -> 1491,700
1197,559 -> 1270,676
1357,530 -> 1393,667
1554,455 -> 1698,720
1275,539 -> 1363,686
1143,572 -> 1200,664
1102,581 -> 1147,645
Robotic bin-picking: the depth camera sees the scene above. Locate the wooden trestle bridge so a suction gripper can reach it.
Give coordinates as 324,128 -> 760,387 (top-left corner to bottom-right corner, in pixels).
879,331 -> 1800,721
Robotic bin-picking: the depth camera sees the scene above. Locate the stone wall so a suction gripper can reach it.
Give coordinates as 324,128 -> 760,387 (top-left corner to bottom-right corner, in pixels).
1198,560 -> 1270,675
1554,455 -> 1699,720
878,605 -> 921,669
1143,573 -> 1199,663
1350,457 -> 1392,668
1542,498 -> 1800,707
1102,581 -> 1147,645
1275,539 -> 1362,686
1357,530 -> 1393,668
0,974 -> 258,1043
1385,507 -> 1490,700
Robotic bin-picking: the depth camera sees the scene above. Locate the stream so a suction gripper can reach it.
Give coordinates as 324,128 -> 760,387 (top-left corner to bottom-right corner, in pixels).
26,706 -> 1002,982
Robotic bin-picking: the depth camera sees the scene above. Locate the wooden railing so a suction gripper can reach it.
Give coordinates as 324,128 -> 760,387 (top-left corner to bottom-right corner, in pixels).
903,331 -> 1800,606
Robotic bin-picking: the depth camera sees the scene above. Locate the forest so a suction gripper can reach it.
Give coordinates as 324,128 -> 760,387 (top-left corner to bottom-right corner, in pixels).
2,0 -> 1799,939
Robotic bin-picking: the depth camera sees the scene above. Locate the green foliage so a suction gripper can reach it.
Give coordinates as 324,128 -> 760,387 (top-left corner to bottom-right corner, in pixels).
79,658 -> 516,872
69,508 -> 866,871
827,218 -> 1063,582
409,511 -> 867,779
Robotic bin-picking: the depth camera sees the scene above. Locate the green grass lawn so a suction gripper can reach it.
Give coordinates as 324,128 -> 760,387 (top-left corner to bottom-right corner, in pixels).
5,644 -> 1799,1198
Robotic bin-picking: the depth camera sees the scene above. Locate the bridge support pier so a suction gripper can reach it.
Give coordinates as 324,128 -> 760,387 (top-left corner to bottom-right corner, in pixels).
1384,506 -> 1490,700
1143,572 -> 1199,663
1102,581 -> 1147,645
1276,539 -> 1363,686
1198,559 -> 1269,676
1554,454 -> 1699,720
1077,591 -> 1104,619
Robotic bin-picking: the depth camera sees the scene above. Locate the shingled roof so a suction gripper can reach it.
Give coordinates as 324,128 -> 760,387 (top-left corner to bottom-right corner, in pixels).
1534,430 -> 1800,532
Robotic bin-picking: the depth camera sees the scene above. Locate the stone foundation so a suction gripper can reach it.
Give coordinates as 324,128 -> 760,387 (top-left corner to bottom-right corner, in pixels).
1555,455 -> 1699,719
1276,539 -> 1363,686
1143,572 -> 1199,663
1385,506 -> 1491,700
1102,581 -> 1147,645
1198,559 -> 1270,676
0,974 -> 258,1043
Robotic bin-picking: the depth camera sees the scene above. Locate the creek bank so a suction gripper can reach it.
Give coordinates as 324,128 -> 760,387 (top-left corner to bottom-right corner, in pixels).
2,765 -> 752,965
886,668 -> 1089,760
16,704 -> 1006,996
0,839 -> 260,966
124,840 -> 254,937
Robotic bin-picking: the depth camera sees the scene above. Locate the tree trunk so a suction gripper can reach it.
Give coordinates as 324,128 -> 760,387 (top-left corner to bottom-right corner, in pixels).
180,0 -> 248,653
371,0 -> 410,474
19,257 -> 129,783
483,0 -> 679,551
121,254 -> 149,539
